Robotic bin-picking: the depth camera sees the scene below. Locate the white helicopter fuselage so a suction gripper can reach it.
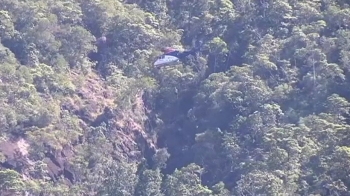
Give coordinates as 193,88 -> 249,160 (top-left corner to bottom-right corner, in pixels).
154,55 -> 180,68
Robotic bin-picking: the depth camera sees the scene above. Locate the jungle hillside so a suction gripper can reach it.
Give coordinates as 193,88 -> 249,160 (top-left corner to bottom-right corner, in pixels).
0,0 -> 350,195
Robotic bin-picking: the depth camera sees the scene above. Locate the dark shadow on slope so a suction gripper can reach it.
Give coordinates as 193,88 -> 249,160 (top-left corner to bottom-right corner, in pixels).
146,88 -> 198,174
90,107 -> 114,127
156,116 -> 197,174
87,36 -> 111,78
1,37 -> 28,65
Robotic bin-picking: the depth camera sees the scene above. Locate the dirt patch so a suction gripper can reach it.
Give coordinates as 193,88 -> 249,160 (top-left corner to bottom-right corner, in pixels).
68,71 -> 115,122
0,137 -> 32,176
17,138 -> 29,156
0,138 -> 30,159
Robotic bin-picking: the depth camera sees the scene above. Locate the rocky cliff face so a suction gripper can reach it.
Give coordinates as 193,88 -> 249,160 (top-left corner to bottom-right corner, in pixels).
0,138 -> 30,172
0,71 -> 158,186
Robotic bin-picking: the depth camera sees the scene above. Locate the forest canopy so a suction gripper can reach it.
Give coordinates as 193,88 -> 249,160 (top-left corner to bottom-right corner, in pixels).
0,0 -> 350,195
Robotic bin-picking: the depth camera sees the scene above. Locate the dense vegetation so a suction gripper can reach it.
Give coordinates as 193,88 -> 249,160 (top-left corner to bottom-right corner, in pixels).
0,0 -> 350,195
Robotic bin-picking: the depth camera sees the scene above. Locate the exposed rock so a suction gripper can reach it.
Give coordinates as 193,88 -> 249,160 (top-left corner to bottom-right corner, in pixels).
0,138 -> 31,172
0,72 -> 159,186
70,72 -> 158,162
0,137 -> 78,186
43,146 -> 77,185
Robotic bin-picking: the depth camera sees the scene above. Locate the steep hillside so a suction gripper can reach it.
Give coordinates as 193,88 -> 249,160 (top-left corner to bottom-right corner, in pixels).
1,0 -> 350,195
0,64 -> 158,193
